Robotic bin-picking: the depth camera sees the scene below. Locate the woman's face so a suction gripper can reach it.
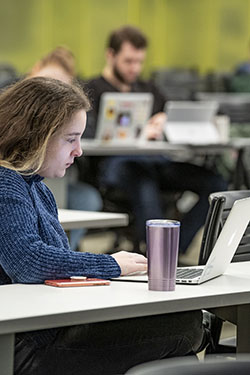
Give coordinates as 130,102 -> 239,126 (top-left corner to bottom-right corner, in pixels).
38,109 -> 86,178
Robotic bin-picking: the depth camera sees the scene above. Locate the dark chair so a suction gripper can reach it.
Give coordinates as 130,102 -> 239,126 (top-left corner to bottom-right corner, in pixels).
202,71 -> 232,92
0,63 -> 18,89
199,190 -> 250,265
219,101 -> 250,124
100,186 -> 141,252
151,68 -> 203,101
101,187 -> 182,254
198,190 -> 250,354
125,355 -> 250,375
76,155 -> 182,253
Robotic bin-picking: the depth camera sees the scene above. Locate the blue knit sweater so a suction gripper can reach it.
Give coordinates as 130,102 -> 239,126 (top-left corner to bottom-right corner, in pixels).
0,167 -> 121,284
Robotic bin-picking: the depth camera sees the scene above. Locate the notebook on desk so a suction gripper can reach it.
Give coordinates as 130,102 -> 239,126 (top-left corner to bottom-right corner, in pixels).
96,92 -> 153,143
112,197 -> 250,285
164,101 -> 220,145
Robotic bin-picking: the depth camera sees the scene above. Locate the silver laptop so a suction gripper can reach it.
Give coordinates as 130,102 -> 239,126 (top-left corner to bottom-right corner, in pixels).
112,197 -> 250,285
164,101 -> 220,145
96,92 -> 153,143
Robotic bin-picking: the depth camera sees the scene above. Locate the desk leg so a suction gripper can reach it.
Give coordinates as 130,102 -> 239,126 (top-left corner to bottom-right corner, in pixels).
0,333 -> 14,375
237,304 -> 250,354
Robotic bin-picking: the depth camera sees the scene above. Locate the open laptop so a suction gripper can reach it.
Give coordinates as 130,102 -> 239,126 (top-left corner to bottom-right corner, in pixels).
96,92 -> 153,143
164,101 -> 220,145
112,197 -> 250,285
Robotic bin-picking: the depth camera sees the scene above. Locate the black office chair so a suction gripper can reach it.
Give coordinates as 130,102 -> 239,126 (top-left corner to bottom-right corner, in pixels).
152,68 -> 203,101
125,355 -> 250,375
202,71 -> 232,92
199,190 -> 250,265
0,63 -> 18,89
198,190 -> 250,354
219,101 -> 250,124
75,155 -> 183,254
100,187 -> 182,254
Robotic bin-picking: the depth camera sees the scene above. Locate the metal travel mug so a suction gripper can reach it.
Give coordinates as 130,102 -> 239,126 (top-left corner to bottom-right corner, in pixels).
146,219 -> 180,291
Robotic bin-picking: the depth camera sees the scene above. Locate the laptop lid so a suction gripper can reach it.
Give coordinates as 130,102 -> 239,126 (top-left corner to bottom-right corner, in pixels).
96,92 -> 153,143
164,101 -> 220,145
198,196 -> 250,283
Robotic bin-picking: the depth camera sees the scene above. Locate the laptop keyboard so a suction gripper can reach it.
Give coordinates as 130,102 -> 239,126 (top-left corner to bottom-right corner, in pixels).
176,268 -> 203,279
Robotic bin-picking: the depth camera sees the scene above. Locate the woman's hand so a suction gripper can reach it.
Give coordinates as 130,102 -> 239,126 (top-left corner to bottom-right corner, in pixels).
111,251 -> 147,275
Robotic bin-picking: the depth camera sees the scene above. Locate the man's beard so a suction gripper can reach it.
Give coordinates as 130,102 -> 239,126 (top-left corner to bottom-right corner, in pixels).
113,64 -> 134,86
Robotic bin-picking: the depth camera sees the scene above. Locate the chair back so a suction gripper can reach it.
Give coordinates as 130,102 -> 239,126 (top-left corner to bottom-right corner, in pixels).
0,63 -> 18,89
199,190 -> 250,265
152,68 -> 203,100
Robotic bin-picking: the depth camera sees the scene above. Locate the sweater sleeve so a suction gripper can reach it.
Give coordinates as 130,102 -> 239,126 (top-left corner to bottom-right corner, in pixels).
0,188 -> 121,284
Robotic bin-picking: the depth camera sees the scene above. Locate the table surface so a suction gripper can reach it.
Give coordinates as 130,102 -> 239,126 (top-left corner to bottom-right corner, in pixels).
81,139 -> 232,156
58,209 -> 128,230
81,138 -> 250,157
1,261 -> 250,336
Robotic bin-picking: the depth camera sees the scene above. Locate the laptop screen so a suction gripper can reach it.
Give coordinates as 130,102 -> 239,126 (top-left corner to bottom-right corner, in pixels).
96,92 -> 153,142
166,101 -> 218,123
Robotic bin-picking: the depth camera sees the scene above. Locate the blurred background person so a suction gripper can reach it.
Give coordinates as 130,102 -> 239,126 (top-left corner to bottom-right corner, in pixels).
84,25 -> 227,255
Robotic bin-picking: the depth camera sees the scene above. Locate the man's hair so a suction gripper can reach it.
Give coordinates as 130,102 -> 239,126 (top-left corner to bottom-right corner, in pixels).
0,77 -> 90,174
107,25 -> 148,53
32,46 -> 75,78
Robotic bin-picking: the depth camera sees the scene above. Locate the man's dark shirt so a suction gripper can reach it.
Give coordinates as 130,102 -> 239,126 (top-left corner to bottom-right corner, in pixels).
83,75 -> 166,139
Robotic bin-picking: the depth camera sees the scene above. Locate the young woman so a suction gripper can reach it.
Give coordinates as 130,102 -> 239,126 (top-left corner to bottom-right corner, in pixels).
0,77 -> 208,375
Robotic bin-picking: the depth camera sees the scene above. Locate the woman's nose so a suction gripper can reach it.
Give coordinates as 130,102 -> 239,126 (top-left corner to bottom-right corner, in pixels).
73,140 -> 82,157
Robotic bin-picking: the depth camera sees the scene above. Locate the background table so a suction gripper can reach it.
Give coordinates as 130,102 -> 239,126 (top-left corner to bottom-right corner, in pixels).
58,209 -> 128,230
81,139 -> 233,158
46,138 -> 250,208
81,138 -> 250,189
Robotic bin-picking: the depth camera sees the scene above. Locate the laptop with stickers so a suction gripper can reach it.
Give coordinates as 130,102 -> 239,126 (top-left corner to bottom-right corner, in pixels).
96,92 -> 153,143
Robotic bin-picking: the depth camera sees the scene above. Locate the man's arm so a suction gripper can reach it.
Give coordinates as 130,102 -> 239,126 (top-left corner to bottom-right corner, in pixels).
141,80 -> 167,140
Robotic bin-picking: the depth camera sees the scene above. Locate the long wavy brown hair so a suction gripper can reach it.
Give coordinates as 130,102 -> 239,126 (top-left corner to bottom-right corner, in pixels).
0,77 -> 90,174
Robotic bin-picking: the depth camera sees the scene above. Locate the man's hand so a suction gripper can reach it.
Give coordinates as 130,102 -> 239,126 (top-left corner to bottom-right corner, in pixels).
144,112 -> 167,140
111,251 -> 147,275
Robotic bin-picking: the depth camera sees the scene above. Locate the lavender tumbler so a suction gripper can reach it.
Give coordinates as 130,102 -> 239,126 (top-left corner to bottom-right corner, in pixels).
146,219 -> 180,291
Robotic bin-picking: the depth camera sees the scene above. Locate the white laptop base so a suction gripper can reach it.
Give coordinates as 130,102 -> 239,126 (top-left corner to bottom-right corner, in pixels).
165,122 -> 220,145
164,101 -> 220,145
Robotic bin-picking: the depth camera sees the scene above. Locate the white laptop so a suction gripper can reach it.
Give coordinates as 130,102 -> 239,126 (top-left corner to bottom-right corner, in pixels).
164,101 -> 220,145
112,197 -> 250,285
96,92 -> 153,143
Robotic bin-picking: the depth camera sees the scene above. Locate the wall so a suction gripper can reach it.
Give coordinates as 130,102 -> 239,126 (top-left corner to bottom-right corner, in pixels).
1,0 -> 250,78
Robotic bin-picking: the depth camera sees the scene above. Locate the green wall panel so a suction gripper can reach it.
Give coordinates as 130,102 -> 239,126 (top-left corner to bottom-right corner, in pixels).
1,0 -> 250,78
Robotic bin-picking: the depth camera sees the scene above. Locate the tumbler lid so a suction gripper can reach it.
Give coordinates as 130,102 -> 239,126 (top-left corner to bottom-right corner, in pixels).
146,219 -> 180,227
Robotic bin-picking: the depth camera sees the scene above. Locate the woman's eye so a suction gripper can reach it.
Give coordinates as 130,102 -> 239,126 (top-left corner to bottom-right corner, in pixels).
67,139 -> 75,144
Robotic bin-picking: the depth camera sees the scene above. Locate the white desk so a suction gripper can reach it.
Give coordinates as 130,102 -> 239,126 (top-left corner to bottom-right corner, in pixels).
81,138 -> 250,158
197,92 -> 250,104
81,139 -> 188,156
58,209 -> 128,230
81,139 -> 234,158
1,261 -> 250,374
